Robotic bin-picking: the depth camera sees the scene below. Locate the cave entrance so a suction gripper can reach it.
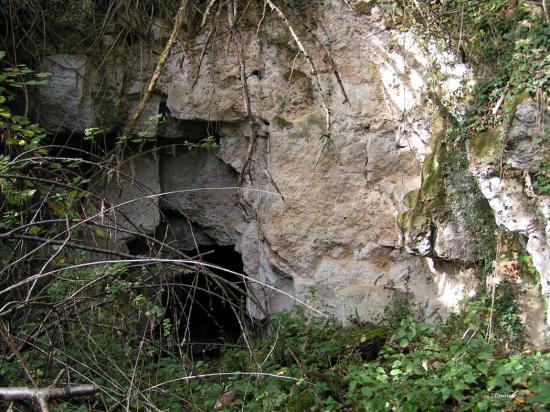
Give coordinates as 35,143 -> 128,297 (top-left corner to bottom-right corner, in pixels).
164,246 -> 247,355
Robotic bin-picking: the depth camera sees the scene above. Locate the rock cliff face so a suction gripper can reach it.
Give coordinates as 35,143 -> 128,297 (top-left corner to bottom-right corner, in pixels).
34,1 -> 548,337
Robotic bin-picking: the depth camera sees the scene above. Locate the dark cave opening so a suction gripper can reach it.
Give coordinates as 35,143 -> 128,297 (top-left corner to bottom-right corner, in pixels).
125,236 -> 151,256
163,245 -> 248,355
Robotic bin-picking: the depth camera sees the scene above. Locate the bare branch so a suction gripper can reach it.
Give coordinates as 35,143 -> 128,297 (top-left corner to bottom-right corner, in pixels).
0,187 -> 284,279
0,385 -> 99,402
0,321 -> 38,387
145,371 -> 301,392
124,0 -> 189,135
0,258 -> 327,317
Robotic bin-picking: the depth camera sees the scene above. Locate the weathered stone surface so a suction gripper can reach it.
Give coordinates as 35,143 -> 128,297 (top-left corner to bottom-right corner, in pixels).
159,149 -> 243,246
38,54 -> 94,132
100,152 -> 161,241
476,177 -> 536,233
161,213 -> 216,251
434,213 -> 476,263
425,258 -> 477,313
218,122 -> 261,172
152,2 -> 471,323
432,169 -> 488,264
397,112 -> 484,265
402,215 -> 433,256
506,100 -> 545,171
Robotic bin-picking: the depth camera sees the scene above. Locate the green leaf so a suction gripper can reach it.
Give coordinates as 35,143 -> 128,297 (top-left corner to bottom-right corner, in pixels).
463,373 -> 477,383
476,362 -> 489,375
393,329 -> 406,340
24,79 -> 48,86
530,382 -> 550,404
440,387 -> 451,401
477,350 -> 491,360
27,226 -> 42,236
360,386 -> 373,397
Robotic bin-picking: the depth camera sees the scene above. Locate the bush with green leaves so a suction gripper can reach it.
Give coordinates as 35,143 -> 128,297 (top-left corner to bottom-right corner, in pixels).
346,315 -> 549,411
103,310 -> 548,412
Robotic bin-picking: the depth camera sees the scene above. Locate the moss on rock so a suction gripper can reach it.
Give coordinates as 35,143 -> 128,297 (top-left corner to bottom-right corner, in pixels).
397,111 -> 450,253
272,116 -> 294,129
398,105 -> 497,264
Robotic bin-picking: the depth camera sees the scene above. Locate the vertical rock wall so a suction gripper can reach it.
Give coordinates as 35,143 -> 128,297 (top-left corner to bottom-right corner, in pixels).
34,1 -> 548,335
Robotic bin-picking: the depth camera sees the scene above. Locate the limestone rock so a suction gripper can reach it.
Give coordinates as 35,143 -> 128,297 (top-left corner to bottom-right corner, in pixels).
402,215 -> 433,257
161,213 -> 216,251
434,213 -> 477,263
432,169 -> 489,264
506,99 -> 545,171
99,152 -> 161,241
37,0 -> 482,329
38,54 -> 94,132
159,149 -> 243,246
475,177 -> 536,233
218,122 -> 260,172
134,1 -> 475,323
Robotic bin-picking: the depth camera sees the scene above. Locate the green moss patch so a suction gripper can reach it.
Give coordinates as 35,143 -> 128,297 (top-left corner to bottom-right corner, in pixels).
272,116 -> 294,129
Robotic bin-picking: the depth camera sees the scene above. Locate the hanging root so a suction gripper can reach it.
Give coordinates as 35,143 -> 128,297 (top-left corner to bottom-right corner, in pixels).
227,0 -> 260,185
192,0 -> 224,87
316,22 -> 350,106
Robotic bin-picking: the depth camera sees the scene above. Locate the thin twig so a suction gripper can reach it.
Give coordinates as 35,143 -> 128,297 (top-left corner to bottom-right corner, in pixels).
0,187 -> 285,279
0,321 -> 38,387
145,371 -> 301,392
25,215 -> 71,301
227,0 -> 260,185
1,258 -> 327,317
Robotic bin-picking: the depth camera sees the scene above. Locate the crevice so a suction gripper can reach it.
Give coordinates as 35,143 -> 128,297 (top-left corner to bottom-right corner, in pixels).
157,107 -> 221,144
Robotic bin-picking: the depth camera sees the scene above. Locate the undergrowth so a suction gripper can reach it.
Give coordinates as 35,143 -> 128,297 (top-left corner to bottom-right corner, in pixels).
96,311 -> 548,412
2,307 -> 548,411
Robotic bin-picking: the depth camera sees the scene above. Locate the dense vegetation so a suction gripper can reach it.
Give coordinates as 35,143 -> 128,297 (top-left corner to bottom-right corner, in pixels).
162,311 -> 549,411
0,0 -> 549,411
